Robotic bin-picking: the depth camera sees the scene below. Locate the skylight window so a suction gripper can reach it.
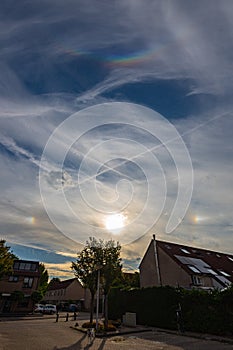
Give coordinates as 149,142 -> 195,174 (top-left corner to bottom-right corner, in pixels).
181,248 -> 190,254
188,265 -> 201,273
219,271 -> 230,277
207,268 -> 217,275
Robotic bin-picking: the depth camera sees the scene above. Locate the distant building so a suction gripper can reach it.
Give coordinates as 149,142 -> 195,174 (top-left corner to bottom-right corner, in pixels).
0,260 -> 41,313
43,278 -> 90,310
140,236 -> 233,290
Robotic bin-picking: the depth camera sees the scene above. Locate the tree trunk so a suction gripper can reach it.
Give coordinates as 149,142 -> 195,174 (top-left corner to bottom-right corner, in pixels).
104,293 -> 108,329
90,293 -> 95,324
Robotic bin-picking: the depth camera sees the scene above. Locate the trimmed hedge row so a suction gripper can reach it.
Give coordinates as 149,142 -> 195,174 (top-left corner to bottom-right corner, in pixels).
108,286 -> 233,336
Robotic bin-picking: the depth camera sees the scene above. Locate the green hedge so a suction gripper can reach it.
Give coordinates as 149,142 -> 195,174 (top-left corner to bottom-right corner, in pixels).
108,285 -> 233,336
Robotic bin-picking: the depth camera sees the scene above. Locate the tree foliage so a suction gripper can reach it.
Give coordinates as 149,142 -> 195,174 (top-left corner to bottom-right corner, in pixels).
38,263 -> 49,295
72,237 -> 102,323
49,277 -> 61,284
0,240 -> 18,279
99,240 -> 122,328
113,271 -> 140,290
30,263 -> 49,304
72,237 -> 122,327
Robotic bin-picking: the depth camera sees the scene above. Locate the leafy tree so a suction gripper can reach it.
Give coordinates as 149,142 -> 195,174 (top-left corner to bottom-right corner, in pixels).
100,240 -> 122,328
72,238 -> 102,323
113,271 -> 140,290
38,263 -> 49,295
31,264 -> 49,305
0,240 -> 18,279
124,271 -> 140,289
31,290 -> 44,304
72,237 -> 122,328
49,277 -> 61,284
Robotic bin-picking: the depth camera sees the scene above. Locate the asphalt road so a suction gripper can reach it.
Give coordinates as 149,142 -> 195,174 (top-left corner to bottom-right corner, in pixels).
0,316 -> 232,350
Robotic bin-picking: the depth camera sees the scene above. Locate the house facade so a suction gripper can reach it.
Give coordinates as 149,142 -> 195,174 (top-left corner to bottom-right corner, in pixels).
140,236 -> 233,290
43,278 -> 90,310
0,260 -> 41,313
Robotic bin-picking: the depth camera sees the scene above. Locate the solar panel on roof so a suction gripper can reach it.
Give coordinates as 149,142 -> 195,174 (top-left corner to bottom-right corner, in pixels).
206,268 -> 218,275
215,275 -> 231,286
190,257 -> 209,267
197,266 -> 211,273
175,255 -> 215,275
188,265 -> 201,273
175,255 -> 191,264
175,256 -> 210,268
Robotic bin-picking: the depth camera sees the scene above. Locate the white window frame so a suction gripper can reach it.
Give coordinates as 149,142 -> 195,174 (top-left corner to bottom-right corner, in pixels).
192,275 -> 202,286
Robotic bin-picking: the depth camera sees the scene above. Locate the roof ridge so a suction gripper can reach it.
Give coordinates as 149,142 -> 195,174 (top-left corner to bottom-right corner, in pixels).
157,239 -> 233,257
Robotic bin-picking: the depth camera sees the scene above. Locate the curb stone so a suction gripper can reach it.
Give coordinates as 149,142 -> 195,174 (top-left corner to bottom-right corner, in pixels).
70,325 -> 153,338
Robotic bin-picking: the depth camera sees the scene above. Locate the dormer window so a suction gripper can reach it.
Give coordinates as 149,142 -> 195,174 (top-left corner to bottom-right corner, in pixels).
192,275 -> 202,285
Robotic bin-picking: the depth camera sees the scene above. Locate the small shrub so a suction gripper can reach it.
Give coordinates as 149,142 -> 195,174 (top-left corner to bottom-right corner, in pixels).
82,321 -> 116,332
110,319 -> 121,328
104,324 -> 117,332
82,322 -> 96,329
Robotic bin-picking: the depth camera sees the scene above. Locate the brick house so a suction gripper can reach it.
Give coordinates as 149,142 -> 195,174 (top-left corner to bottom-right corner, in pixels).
43,278 -> 90,310
0,260 -> 41,313
140,236 -> 233,290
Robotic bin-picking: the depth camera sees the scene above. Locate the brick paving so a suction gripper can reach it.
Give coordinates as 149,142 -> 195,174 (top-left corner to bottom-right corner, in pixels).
0,314 -> 233,350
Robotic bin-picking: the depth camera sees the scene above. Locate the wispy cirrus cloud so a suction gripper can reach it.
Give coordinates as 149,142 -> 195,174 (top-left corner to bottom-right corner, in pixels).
0,1 -> 233,278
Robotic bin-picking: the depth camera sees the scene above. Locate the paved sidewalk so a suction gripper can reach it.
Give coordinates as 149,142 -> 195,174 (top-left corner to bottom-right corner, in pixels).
152,327 -> 233,346
73,316 -> 233,345
1,313 -> 233,349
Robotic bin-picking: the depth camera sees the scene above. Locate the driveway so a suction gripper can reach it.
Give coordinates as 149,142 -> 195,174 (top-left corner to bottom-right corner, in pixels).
0,316 -> 232,350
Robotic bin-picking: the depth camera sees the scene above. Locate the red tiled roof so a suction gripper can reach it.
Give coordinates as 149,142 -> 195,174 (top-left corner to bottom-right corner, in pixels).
48,278 -> 77,291
157,240 -> 233,285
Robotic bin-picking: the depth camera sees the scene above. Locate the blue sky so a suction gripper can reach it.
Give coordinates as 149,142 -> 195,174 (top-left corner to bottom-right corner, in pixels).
1,1 -> 233,279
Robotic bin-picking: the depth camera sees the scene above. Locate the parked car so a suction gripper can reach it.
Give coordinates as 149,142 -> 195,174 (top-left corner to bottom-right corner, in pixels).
34,304 -> 45,313
69,304 -> 78,312
43,304 -> 57,314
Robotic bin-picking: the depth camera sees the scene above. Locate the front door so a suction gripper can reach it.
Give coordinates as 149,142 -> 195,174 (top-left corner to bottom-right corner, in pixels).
2,298 -> 12,313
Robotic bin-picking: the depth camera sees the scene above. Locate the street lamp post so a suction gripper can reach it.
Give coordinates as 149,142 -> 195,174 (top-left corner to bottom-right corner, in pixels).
153,234 -> 162,286
96,268 -> 100,331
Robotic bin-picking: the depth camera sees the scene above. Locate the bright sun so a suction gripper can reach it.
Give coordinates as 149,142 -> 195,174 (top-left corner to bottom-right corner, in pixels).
105,213 -> 126,231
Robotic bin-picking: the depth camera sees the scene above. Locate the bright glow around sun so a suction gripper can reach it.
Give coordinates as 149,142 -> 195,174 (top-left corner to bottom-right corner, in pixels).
25,216 -> 35,224
105,213 -> 126,231
194,215 -> 208,223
